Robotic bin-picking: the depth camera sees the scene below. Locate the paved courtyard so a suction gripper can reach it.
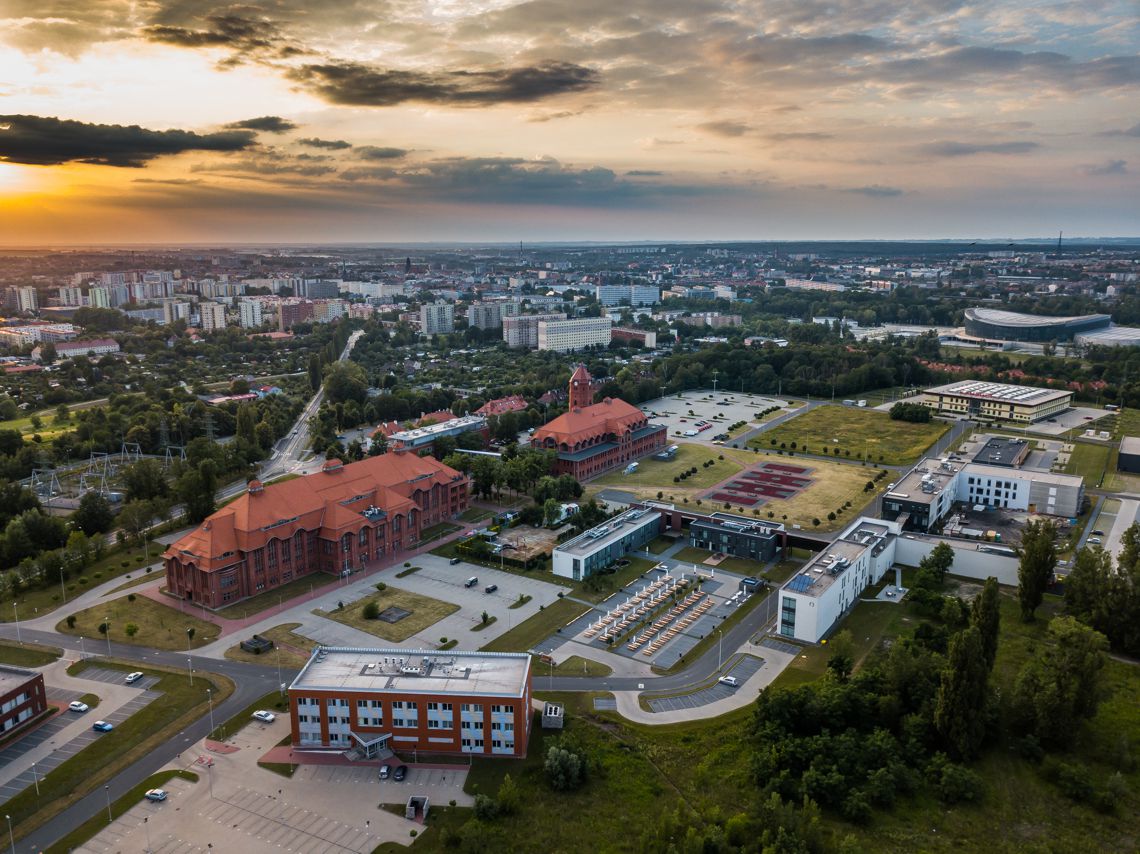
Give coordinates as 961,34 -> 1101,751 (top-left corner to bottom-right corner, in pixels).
640,391 -> 791,446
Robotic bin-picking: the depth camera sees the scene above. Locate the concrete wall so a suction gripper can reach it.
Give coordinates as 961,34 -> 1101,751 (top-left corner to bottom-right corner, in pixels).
894,536 -> 1019,586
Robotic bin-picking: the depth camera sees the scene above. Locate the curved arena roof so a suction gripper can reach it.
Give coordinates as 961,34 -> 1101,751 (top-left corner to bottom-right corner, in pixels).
964,307 -> 1111,342
964,307 -> 1111,328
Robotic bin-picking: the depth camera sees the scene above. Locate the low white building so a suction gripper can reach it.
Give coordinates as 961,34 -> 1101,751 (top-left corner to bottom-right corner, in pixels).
552,507 -> 661,581
537,317 -> 613,353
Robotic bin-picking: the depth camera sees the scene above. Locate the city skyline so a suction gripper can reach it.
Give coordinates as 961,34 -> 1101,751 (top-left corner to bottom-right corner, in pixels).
1,0 -> 1138,243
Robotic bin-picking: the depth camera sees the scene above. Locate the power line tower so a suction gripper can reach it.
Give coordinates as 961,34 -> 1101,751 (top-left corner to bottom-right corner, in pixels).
203,409 -> 216,442
80,451 -> 110,495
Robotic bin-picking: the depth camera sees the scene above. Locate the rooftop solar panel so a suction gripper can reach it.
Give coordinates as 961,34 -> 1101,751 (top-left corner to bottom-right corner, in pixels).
787,574 -> 815,593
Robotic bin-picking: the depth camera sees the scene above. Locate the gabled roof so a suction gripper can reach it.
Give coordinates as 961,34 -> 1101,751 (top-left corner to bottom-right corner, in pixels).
164,452 -> 466,572
476,395 -> 529,416
533,397 -> 646,445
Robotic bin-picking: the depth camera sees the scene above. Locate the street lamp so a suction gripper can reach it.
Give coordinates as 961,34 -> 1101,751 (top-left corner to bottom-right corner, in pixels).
5,814 -> 13,854
186,629 -> 194,687
104,616 -> 111,656
104,785 -> 112,823
206,688 -> 215,734
11,603 -> 19,645
79,635 -> 85,659
31,763 -> 39,797
144,816 -> 151,853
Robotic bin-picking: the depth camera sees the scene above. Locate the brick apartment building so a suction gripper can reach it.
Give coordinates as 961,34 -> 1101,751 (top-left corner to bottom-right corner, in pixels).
0,666 -> 47,740
289,648 -> 532,758
163,452 -> 469,609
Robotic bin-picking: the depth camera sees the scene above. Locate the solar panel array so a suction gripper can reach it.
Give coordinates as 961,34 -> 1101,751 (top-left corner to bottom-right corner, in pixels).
786,574 -> 816,594
945,381 -> 1053,402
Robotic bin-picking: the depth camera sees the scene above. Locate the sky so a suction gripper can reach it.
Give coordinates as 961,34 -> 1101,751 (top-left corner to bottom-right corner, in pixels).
0,0 -> 1137,244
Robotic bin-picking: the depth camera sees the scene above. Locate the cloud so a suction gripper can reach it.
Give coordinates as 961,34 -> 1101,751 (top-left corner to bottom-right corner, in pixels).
0,114 -> 255,167
766,132 -> 834,142
191,154 -> 337,177
131,177 -> 204,185
1101,122 -> 1140,137
1079,159 -> 1127,176
356,146 -> 409,160
697,120 -> 752,138
297,137 -> 352,149
224,116 -> 298,133
286,61 -> 599,107
527,109 -> 591,123
843,184 -> 904,197
626,170 -> 664,176
142,13 -> 304,65
916,140 -> 1040,157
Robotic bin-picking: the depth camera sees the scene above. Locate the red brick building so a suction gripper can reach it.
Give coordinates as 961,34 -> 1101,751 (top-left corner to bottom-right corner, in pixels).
0,666 -> 46,740
531,365 -> 666,480
289,648 -> 531,758
163,452 -> 470,609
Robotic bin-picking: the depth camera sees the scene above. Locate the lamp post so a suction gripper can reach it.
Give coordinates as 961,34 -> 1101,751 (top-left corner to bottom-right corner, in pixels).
104,616 -> 112,656
5,814 -> 14,854
11,603 -> 19,645
186,629 -> 194,687
144,816 -> 151,853
207,688 -> 215,734
79,635 -> 86,660
104,785 -> 112,823
717,627 -> 723,671
31,763 -> 39,797
59,557 -> 68,604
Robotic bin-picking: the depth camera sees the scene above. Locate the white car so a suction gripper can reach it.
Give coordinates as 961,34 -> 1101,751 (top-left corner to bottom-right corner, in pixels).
68,701 -> 89,713
125,672 -> 144,684
718,676 -> 739,687
144,789 -> 167,802
1088,537 -> 1103,544
251,710 -> 276,723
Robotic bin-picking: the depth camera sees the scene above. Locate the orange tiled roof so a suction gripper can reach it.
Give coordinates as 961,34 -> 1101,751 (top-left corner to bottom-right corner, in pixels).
164,452 -> 465,571
532,397 -> 645,446
475,395 -> 528,416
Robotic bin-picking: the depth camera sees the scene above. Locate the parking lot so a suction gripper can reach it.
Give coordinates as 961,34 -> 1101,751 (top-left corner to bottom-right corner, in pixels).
645,654 -> 765,713
639,391 -> 791,447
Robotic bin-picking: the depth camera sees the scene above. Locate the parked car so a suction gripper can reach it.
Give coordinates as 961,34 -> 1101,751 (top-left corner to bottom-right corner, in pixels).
1092,529 -> 1105,536
93,720 -> 114,732
449,557 -> 462,565
393,765 -> 408,782
718,676 -> 739,687
125,671 -> 144,684
379,765 -> 391,781
68,701 -> 89,713
465,576 -> 478,588
144,789 -> 167,802
252,710 -> 276,723
1089,537 -> 1103,544
485,584 -> 498,594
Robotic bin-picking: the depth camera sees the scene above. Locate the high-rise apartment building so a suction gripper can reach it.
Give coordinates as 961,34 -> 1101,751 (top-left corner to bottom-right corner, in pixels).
199,301 -> 226,331
537,317 -> 613,353
420,302 -> 455,336
15,287 -> 38,313
239,300 -> 263,328
595,284 -> 660,307
502,313 -> 567,348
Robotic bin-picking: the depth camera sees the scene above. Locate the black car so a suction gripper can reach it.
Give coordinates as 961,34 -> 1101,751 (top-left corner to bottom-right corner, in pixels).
1092,529 -> 1105,536
393,765 -> 408,782
485,584 -> 498,594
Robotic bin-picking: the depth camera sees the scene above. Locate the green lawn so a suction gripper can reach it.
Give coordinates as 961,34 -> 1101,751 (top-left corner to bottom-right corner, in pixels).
216,572 -> 337,619
2,542 -> 160,623
417,522 -> 462,544
591,442 -> 744,492
56,595 -> 221,650
8,660 -> 231,844
314,586 -> 458,642
458,507 -> 495,523
0,640 -> 62,667
644,536 -> 675,554
1065,441 -> 1112,483
751,404 -> 949,465
223,621 -> 318,669
480,597 -> 591,653
577,556 -> 659,603
546,655 -> 612,677
671,546 -> 768,575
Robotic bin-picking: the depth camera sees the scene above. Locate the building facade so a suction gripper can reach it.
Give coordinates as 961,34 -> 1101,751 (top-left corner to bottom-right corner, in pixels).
595,284 -> 660,307
467,303 -> 503,329
532,366 -> 667,480
420,302 -> 455,336
921,381 -> 1072,423
963,307 -> 1111,342
239,300 -> 263,328
537,317 -> 613,352
199,301 -> 226,332
610,327 -> 657,349
688,513 -> 783,562
1119,437 -> 1140,473
163,452 -> 470,609
0,666 -> 47,740
289,648 -> 531,758
387,415 -> 488,454
279,300 -> 315,331
552,507 -> 662,580
502,313 -> 567,348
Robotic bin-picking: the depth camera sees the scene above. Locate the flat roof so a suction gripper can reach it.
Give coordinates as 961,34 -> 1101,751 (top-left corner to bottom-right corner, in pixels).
1121,436 -> 1140,455
556,506 -> 660,557
290,648 -> 530,698
694,512 -> 783,535
925,380 -> 1071,406
965,461 -> 1083,487
890,459 -> 962,506
0,664 -> 39,693
972,436 -> 1030,467
785,539 -> 868,597
389,415 -> 486,443
964,307 -> 1111,328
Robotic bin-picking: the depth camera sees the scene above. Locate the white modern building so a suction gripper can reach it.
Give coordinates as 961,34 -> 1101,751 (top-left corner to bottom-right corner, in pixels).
15,287 -> 38,312
502,313 -> 567,348
552,507 -> 661,581
163,301 -> 192,324
420,302 -> 455,336
537,317 -> 613,353
921,381 -> 1072,423
238,300 -> 263,329
595,284 -> 660,308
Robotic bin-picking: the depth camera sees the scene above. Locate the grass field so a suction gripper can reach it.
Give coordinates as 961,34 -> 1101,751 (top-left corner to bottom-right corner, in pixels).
223,622 -> 318,669
480,597 -> 591,653
56,595 -> 220,650
314,586 -> 458,642
671,546 -> 768,576
1065,441 -> 1113,484
0,640 -> 62,667
751,404 -> 948,465
216,572 -> 337,619
8,659 -> 231,844
591,442 -> 746,493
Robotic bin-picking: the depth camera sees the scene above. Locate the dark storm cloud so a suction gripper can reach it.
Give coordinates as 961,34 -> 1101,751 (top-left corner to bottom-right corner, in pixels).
224,116 -> 298,133
843,185 -> 903,197
142,13 -> 304,64
697,120 -> 753,138
297,137 -> 352,149
916,140 -> 1040,157
287,61 -> 599,107
356,146 -> 409,160
0,114 -> 255,167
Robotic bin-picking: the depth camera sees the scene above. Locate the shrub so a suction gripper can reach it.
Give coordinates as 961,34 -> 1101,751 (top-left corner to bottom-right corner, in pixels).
935,760 -> 983,804
362,601 -> 380,620
404,561 -> 411,567
812,518 -> 821,526
473,793 -> 499,820
127,593 -> 136,603
375,582 -> 387,591
66,615 -> 77,628
124,623 -> 139,637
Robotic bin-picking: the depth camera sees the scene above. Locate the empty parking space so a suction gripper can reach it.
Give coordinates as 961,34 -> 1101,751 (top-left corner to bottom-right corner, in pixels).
758,637 -> 801,655
645,654 -> 765,713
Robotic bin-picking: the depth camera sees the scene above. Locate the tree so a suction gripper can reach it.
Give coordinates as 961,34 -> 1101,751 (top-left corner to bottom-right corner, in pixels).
97,621 -> 109,636
1066,536 -> 1140,656
934,626 -> 989,759
72,491 -> 114,536
1018,520 -> 1057,621
1011,617 -> 1109,747
122,459 -> 169,502
177,461 -> 217,524
971,576 -> 1000,672
117,500 -> 154,547
825,629 -> 854,683
920,542 -> 954,584
544,745 -> 586,791
497,773 -> 520,815
235,404 -> 256,445
323,361 -> 368,405
308,353 -> 322,392
363,601 -> 380,620
125,623 -> 139,637
54,403 -> 70,424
